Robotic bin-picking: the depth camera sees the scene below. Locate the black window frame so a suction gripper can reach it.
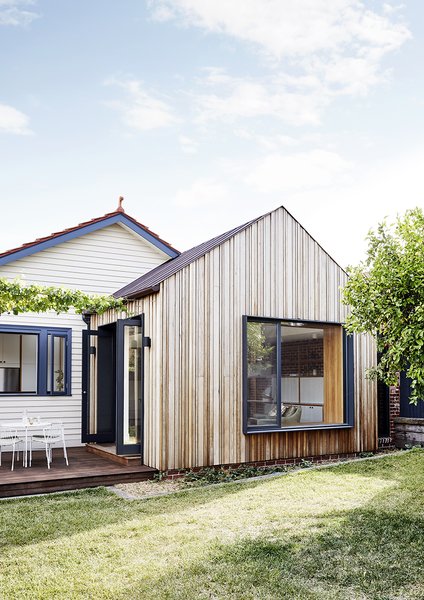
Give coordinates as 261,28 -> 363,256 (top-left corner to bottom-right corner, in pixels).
0,325 -> 72,397
242,315 -> 354,434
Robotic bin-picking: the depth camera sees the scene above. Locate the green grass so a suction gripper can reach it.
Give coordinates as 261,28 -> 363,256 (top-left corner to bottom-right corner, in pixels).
1,450 -> 424,599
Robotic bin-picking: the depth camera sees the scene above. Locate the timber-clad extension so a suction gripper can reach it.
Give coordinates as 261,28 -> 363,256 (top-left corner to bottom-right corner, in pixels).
96,206 -> 377,471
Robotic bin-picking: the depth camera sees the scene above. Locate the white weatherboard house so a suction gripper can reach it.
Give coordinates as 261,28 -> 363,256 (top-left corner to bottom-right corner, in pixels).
0,203 -> 178,446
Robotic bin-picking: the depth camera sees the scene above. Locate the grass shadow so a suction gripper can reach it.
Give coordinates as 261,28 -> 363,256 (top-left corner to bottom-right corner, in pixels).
118,496 -> 424,599
0,450 -> 423,599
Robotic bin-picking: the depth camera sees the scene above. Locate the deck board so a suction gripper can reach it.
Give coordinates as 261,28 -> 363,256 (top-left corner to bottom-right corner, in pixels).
0,447 -> 156,498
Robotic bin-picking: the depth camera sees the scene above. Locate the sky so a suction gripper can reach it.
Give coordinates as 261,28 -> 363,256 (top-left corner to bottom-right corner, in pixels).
0,0 -> 423,268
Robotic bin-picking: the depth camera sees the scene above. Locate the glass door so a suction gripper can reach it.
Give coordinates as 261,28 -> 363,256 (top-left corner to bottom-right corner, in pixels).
116,317 -> 144,456
82,326 -> 116,443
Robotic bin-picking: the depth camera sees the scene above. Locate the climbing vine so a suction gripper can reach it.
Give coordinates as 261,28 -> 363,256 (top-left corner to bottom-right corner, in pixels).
0,278 -> 126,316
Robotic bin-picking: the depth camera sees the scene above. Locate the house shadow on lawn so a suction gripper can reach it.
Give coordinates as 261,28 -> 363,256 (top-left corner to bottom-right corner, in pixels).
118,498 -> 424,600
114,452 -> 424,600
1,448 -> 423,600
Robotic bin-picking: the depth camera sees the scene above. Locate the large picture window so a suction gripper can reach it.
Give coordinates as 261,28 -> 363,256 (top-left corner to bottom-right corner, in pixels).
0,327 -> 71,396
243,317 -> 353,433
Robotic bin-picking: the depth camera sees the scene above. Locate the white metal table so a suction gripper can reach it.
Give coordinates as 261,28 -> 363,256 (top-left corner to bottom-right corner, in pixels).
0,421 -> 51,467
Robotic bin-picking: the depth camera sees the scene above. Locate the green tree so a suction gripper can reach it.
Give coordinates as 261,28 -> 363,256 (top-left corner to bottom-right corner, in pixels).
247,322 -> 274,366
0,278 -> 126,316
342,207 -> 424,404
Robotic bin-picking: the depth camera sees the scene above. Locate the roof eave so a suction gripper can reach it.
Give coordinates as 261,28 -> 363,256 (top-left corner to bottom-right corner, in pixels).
116,284 -> 161,300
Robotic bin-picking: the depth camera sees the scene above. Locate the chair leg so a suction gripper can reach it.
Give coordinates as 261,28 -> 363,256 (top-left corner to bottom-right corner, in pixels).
45,444 -> 50,469
25,433 -> 29,468
11,442 -> 15,472
62,435 -> 69,467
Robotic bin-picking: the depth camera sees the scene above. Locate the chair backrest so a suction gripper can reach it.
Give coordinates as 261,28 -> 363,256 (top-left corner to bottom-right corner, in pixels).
41,423 -> 65,442
0,428 -> 19,442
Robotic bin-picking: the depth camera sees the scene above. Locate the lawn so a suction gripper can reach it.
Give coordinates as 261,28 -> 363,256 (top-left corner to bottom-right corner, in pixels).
1,450 -> 423,600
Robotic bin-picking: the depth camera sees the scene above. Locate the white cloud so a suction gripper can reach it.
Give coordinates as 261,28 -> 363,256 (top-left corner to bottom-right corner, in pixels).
383,3 -> 405,16
234,129 -> 300,151
0,103 -> 31,134
0,0 -> 38,26
179,135 -> 198,154
174,178 -> 229,208
151,1 -> 410,124
194,70 -> 327,125
244,149 -> 353,193
105,79 -> 180,132
151,0 -> 409,60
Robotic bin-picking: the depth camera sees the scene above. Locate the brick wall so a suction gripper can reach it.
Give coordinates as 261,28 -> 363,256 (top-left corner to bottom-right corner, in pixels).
282,339 -> 324,377
389,378 -> 401,439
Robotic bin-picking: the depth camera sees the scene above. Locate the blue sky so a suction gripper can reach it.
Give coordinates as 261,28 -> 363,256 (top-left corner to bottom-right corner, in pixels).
0,1 -> 422,267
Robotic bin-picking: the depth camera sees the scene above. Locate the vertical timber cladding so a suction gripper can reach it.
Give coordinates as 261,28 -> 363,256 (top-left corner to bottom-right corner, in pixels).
97,207 -> 377,471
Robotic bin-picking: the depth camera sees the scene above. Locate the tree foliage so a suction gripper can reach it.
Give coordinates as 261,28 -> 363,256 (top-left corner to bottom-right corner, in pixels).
247,322 -> 274,365
0,278 -> 126,316
342,208 -> 424,403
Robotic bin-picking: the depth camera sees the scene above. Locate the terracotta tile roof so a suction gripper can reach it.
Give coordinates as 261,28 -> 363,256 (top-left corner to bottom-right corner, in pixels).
0,209 -> 179,261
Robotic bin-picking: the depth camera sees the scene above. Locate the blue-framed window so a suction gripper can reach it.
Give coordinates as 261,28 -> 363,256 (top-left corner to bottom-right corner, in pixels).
243,316 -> 354,434
0,325 -> 71,396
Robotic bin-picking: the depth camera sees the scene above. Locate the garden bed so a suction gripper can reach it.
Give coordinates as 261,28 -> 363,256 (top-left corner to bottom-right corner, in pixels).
114,451 -> 392,499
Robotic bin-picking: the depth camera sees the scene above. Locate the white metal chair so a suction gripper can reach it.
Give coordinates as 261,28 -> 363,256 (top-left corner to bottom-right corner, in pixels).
0,428 -> 22,471
30,422 -> 69,469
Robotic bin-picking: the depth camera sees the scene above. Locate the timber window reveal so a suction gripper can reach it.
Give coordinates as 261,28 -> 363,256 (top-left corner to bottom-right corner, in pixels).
243,317 -> 354,433
0,326 -> 71,396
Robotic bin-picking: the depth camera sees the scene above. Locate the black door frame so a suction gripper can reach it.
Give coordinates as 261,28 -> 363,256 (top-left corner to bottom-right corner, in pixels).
115,315 -> 144,456
81,327 -> 116,443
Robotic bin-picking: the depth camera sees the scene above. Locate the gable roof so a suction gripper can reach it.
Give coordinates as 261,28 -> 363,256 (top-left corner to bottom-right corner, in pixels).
115,216 -> 260,299
115,205 -> 346,300
0,208 -> 179,267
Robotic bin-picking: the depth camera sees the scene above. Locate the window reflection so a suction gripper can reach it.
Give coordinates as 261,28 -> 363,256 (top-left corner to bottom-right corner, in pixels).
123,326 -> 142,445
247,322 -> 278,428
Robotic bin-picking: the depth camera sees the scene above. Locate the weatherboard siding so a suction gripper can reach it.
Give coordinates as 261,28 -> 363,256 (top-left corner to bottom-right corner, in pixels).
0,311 -> 84,445
0,223 -> 166,294
97,207 -> 377,471
0,223 -> 169,446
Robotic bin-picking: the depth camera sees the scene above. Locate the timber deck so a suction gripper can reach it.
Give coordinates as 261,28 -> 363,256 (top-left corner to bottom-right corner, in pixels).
0,447 -> 156,499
